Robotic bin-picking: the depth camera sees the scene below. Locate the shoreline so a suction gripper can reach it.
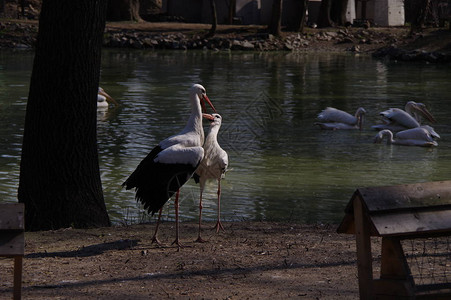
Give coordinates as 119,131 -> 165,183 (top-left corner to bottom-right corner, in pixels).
1,19 -> 451,62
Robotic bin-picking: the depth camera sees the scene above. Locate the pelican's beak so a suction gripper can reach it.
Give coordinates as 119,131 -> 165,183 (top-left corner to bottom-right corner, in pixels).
201,94 -> 216,113
202,113 -> 215,122
98,89 -> 119,106
415,103 -> 436,123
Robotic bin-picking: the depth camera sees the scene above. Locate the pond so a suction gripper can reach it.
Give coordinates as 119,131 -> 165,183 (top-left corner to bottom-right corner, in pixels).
1,49 -> 450,224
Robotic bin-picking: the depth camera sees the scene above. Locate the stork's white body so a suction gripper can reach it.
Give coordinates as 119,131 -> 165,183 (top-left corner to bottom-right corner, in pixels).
193,114 -> 228,241
123,84 -> 215,247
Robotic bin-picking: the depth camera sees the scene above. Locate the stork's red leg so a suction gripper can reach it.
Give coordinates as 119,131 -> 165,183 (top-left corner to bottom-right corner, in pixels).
171,189 -> 184,249
195,189 -> 206,243
213,179 -> 225,232
151,208 -> 163,246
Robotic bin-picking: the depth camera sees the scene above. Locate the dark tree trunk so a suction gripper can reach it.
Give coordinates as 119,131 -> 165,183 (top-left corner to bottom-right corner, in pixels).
294,0 -> 309,32
268,0 -> 282,36
331,0 -> 348,25
206,0 -> 217,38
18,0 -> 111,231
317,0 -> 333,27
20,0 -> 26,18
0,0 -> 4,17
411,0 -> 432,33
228,0 -> 236,24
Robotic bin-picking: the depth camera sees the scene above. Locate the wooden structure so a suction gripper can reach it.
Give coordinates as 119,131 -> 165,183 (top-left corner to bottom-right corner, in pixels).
0,203 -> 25,300
338,180 -> 451,299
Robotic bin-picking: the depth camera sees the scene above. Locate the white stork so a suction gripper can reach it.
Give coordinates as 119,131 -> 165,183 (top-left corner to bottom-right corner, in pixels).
122,84 -> 216,248
371,101 -> 436,131
373,127 -> 438,147
192,113 -> 229,242
315,107 -> 366,130
98,87 -> 119,108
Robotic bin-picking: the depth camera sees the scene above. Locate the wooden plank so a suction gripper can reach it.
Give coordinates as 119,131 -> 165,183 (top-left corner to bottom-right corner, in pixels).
356,181 -> 451,213
371,209 -> 451,237
353,195 -> 374,299
13,256 -> 22,300
0,232 -> 25,256
380,238 -> 411,280
0,203 -> 25,230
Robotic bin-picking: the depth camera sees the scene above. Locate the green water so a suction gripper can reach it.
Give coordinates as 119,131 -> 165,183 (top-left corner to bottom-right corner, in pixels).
1,49 -> 450,224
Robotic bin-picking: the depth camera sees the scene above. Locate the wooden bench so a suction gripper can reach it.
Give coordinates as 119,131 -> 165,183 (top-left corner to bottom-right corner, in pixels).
338,180 -> 451,299
0,203 -> 25,300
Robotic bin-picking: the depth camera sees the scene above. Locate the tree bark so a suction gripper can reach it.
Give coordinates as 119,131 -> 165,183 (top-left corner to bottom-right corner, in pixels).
18,0 -> 111,230
206,0 -> 217,38
411,0 -> 432,33
317,0 -> 333,28
295,0 -> 309,32
268,0 -> 282,36
0,0 -> 4,17
331,0 -> 348,26
227,0 -> 236,24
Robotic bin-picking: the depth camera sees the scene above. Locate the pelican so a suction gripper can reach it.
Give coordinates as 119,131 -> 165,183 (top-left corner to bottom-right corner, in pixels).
122,84 -> 216,248
372,101 -> 436,131
373,127 -> 438,147
315,107 -> 366,130
98,87 -> 119,108
193,113 -> 229,242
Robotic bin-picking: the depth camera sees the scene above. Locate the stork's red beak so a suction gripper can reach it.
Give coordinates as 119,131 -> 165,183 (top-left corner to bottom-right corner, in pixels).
201,94 -> 216,113
202,113 -> 215,121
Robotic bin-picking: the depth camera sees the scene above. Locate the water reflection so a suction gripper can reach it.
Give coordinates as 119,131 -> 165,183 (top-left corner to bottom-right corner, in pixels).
1,49 -> 451,224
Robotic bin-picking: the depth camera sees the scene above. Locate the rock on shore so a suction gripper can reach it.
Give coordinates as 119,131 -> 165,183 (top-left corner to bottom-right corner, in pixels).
1,21 -> 450,63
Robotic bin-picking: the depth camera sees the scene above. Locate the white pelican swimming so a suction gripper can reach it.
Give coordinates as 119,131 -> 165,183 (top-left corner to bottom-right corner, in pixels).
373,127 -> 438,147
315,107 -> 366,130
97,87 -> 118,108
372,101 -> 436,131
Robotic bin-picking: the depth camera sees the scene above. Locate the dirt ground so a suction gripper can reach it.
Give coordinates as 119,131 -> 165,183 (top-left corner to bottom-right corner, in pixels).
0,221 -> 379,299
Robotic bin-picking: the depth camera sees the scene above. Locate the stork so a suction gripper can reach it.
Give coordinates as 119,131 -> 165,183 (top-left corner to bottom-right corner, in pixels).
371,101 -> 436,131
315,107 -> 366,130
97,87 -> 119,108
373,127 -> 438,147
122,84 -> 216,248
193,113 -> 229,242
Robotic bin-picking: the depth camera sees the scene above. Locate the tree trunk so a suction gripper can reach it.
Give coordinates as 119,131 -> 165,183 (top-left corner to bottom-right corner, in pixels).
317,0 -> 333,28
228,0 -> 236,24
331,0 -> 348,25
411,0 -> 431,33
206,0 -> 217,38
18,0 -> 111,231
268,0 -> 282,36
295,0 -> 309,32
0,0 -> 4,17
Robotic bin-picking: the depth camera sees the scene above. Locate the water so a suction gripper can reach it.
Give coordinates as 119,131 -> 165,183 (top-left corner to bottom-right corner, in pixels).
1,49 -> 451,224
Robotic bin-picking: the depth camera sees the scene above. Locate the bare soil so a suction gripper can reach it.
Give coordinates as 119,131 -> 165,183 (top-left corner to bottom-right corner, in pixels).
0,221 -> 375,299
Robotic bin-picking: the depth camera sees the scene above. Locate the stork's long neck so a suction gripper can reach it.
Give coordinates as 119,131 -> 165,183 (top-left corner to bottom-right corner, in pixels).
182,93 -> 204,143
206,125 -> 219,142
